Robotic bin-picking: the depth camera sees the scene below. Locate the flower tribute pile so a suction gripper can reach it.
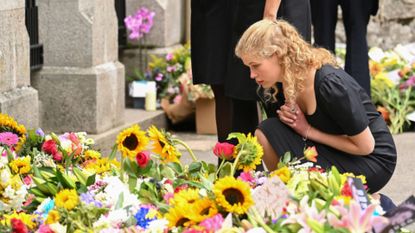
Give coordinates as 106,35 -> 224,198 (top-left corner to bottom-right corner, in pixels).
0,113 -> 408,232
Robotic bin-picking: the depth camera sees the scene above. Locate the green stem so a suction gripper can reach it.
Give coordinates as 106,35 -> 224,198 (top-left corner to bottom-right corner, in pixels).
215,157 -> 226,178
230,144 -> 245,176
120,156 -> 125,183
173,139 -> 198,162
251,208 -> 276,233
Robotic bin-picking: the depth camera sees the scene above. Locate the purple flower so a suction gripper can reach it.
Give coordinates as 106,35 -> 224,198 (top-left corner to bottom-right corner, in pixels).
80,192 -> 102,208
36,128 -> 45,137
124,7 -> 156,41
0,132 -> 19,147
155,73 -> 164,81
166,65 -> 176,73
165,53 -> 173,61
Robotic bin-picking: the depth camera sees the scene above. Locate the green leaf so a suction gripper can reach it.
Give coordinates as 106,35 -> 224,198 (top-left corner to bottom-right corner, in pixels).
86,174 -> 96,186
166,162 -> 183,174
188,162 -> 202,174
161,166 -> 175,179
128,175 -> 138,191
227,132 -> 246,143
115,192 -> 124,209
218,162 -> 232,178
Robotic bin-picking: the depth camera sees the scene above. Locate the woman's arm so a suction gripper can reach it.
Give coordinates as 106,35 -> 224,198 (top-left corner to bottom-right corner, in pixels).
263,0 -> 281,20
278,104 -> 375,156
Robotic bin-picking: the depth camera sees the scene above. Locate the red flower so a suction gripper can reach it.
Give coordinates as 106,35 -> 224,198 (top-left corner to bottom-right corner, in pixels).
213,142 -> 235,160
11,219 -> 28,233
52,152 -> 63,162
42,140 -> 58,155
68,133 -> 82,157
174,184 -> 188,193
304,146 -> 318,163
136,151 -> 150,168
341,182 -> 353,197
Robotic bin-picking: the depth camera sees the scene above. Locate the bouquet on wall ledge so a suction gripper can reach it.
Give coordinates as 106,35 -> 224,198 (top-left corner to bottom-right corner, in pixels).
0,113 -> 413,232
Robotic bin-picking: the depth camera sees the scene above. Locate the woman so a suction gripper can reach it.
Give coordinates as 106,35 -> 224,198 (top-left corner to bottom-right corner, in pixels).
191,0 -> 311,143
235,19 -> 396,194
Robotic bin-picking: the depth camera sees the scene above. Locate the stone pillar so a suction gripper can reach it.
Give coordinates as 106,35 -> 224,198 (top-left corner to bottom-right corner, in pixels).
33,0 -> 125,133
0,0 -> 39,129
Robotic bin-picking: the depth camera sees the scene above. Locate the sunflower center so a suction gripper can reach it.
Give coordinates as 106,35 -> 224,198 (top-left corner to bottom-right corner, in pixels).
223,188 -> 244,205
159,140 -> 166,148
200,207 -> 210,216
176,217 -> 190,227
123,134 -> 139,150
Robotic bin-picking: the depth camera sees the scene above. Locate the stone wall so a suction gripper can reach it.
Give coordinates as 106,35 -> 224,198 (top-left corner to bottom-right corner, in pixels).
335,0 -> 415,49
0,0 -> 39,129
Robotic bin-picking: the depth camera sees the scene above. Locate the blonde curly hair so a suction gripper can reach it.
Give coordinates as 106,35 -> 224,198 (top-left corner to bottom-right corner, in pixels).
235,19 -> 337,104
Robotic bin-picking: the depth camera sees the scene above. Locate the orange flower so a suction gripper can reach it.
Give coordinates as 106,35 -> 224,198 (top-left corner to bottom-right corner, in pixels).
377,106 -> 390,122
304,146 -> 318,163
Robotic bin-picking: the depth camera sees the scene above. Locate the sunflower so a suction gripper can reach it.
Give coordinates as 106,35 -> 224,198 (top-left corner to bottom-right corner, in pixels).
170,188 -> 200,207
84,157 -> 119,174
213,176 -> 254,215
83,149 -> 101,160
55,189 -> 79,210
9,156 -> 31,175
164,206 -> 192,228
45,210 -> 60,224
147,125 -> 181,163
188,198 -> 218,223
234,133 -> 263,172
116,124 -> 149,160
0,113 -> 27,152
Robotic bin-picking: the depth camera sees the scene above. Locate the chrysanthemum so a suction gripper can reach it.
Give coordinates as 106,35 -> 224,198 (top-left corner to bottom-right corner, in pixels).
164,206 -> 192,228
55,189 -> 79,210
84,157 -> 119,174
83,150 -> 101,160
0,113 -> 27,152
213,176 -> 254,215
9,156 -> 31,175
147,125 -> 181,163
188,198 -> 218,223
234,133 -> 263,172
45,210 -> 60,224
116,124 -> 149,160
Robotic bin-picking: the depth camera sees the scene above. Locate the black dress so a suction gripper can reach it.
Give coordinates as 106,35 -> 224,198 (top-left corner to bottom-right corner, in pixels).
258,65 -> 397,193
191,0 -> 312,100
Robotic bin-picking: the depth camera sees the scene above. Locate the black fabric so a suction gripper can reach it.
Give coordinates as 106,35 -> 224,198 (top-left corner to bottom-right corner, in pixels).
191,0 -> 312,100
310,0 -> 377,97
258,65 -> 397,193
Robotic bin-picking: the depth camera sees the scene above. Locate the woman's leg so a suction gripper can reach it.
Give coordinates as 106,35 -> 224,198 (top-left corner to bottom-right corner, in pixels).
255,129 -> 279,171
211,85 -> 233,143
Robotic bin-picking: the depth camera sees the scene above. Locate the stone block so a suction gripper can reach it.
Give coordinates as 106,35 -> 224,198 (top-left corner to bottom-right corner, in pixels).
37,0 -> 118,67
126,0 -> 185,47
0,87 -> 39,129
0,0 -> 24,11
380,0 -> 415,20
0,5 -> 30,92
32,62 -> 125,134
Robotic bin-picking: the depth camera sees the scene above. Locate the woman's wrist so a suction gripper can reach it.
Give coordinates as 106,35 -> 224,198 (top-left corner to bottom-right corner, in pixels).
302,125 -> 312,141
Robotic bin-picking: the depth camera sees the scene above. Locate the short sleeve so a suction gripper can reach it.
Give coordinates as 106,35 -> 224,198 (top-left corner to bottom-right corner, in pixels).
317,73 -> 369,136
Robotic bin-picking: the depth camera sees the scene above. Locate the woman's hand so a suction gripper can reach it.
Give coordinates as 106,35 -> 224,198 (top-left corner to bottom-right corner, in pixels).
277,103 -> 310,138
263,0 -> 281,20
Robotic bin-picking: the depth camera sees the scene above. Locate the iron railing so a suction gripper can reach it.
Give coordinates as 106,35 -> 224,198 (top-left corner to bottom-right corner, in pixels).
25,0 -> 43,71
115,0 -> 127,50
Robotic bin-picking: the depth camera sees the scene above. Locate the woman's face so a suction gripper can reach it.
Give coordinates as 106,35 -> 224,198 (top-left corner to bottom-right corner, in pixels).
241,54 -> 283,88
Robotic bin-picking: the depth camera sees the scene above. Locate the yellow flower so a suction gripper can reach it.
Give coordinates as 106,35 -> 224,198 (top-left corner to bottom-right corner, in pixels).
1,211 -> 38,230
341,173 -> 367,184
45,210 -> 60,224
83,150 -> 101,160
270,166 -> 292,184
213,176 -> 254,215
234,133 -> 263,172
165,206 -> 192,228
369,60 -> 383,77
9,156 -> 31,174
170,188 -> 200,207
147,125 -> 181,163
84,157 -> 119,174
0,113 -> 27,152
116,124 -> 149,160
188,198 -> 218,223
55,189 -> 79,210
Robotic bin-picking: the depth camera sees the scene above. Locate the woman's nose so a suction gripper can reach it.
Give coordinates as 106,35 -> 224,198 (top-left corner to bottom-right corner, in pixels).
250,69 -> 257,79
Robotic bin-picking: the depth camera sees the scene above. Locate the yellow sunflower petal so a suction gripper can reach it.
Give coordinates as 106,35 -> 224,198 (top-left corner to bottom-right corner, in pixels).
116,124 -> 149,160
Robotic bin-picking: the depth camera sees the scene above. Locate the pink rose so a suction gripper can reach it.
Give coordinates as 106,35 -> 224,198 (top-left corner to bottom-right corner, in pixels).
23,175 -> 32,186
52,152 -> 63,162
136,151 -> 150,168
213,142 -> 235,160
